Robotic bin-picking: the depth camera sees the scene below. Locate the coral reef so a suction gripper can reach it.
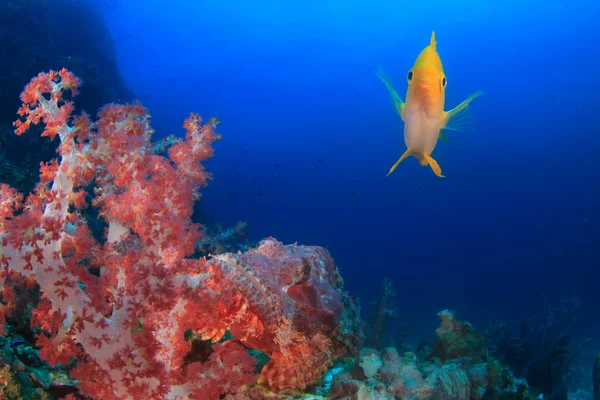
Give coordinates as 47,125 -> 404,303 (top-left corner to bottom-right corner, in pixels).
0,0 -> 131,123
196,221 -> 252,255
328,310 -> 537,400
594,353 -> 600,400
0,0 -> 132,198
0,70 -> 361,399
487,297 -> 581,399
196,237 -> 363,391
366,278 -> 400,350
433,309 -> 487,363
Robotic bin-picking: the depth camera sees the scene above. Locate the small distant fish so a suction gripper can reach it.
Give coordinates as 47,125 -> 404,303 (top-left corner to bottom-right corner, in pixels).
352,192 -> 361,197
208,116 -> 222,128
316,158 -> 323,163
377,32 -> 483,177
224,194 -> 230,200
274,164 -> 280,168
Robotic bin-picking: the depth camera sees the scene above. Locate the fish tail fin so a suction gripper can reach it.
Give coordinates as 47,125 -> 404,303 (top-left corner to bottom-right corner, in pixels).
430,31 -> 437,49
376,66 -> 406,119
422,153 -> 445,178
386,148 -> 412,177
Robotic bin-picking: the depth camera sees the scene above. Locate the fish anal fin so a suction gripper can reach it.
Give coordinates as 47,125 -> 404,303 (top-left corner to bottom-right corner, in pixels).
422,153 -> 445,178
387,148 -> 412,177
442,90 -> 483,131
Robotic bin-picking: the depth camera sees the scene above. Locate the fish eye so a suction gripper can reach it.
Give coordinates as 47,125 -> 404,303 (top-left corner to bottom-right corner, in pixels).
442,77 -> 447,87
407,70 -> 413,81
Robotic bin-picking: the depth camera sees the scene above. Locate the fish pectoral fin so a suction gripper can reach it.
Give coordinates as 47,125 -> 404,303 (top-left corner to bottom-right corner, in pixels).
442,90 -> 484,131
438,129 -> 449,142
421,153 -> 445,178
377,66 -> 406,120
387,148 -> 412,177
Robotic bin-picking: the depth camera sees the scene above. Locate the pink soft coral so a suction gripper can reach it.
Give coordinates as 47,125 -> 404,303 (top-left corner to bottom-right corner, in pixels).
0,70 -> 362,399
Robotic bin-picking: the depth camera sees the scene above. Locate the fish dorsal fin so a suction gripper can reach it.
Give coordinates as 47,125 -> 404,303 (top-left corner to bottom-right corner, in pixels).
430,31 -> 437,49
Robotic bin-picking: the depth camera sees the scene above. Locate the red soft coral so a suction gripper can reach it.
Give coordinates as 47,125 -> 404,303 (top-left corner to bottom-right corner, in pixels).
1,70 -> 362,399
186,341 -> 257,399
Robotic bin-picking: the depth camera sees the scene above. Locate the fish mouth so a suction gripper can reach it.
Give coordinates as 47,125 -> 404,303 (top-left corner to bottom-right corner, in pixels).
413,80 -> 436,100
412,80 -> 442,118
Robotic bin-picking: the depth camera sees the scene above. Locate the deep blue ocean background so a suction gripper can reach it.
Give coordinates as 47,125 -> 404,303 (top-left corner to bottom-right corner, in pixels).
98,0 -> 600,342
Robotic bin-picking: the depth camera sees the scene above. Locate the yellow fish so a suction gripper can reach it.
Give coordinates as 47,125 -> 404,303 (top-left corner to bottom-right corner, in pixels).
378,32 -> 483,177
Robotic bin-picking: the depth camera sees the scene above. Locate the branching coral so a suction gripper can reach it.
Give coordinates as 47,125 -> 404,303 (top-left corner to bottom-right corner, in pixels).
366,277 -> 399,350
0,69 -> 361,399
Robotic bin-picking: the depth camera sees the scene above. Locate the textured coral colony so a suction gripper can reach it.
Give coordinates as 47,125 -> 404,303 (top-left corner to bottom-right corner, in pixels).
0,70 -> 552,399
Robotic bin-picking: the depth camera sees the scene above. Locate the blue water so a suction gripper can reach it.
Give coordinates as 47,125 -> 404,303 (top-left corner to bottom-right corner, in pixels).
102,0 -> 599,339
